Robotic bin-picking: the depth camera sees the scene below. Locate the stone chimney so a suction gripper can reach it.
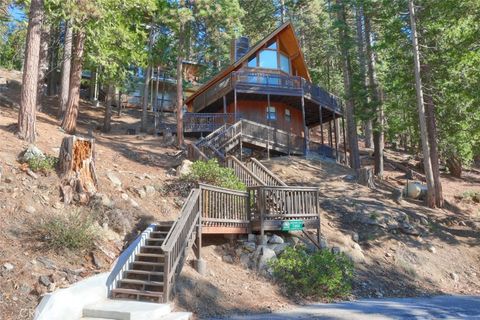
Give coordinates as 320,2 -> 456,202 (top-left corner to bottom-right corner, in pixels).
230,36 -> 250,63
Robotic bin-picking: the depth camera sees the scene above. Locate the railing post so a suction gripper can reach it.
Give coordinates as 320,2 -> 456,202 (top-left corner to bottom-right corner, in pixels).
163,254 -> 170,302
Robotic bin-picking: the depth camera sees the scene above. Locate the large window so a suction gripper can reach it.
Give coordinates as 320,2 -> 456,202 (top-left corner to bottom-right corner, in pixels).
259,50 -> 278,69
280,53 -> 290,74
247,39 -> 291,74
266,106 -> 276,121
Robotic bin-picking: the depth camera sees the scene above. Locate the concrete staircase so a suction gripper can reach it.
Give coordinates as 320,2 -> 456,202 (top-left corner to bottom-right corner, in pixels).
80,299 -> 191,320
111,222 -> 173,302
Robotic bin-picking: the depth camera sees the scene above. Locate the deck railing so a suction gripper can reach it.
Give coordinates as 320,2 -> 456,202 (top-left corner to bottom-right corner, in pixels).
225,155 -> 266,187
232,71 -> 303,94
199,184 -> 250,230
161,189 -> 201,302
245,158 -> 287,186
183,113 -> 234,132
187,143 -> 208,162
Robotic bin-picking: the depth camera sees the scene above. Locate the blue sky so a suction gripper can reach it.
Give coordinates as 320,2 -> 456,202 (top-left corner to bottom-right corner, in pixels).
8,4 -> 26,22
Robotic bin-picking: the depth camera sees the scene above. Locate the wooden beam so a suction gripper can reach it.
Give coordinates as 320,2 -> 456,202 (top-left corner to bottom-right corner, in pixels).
223,95 -> 227,114
319,104 -> 324,153
342,116 -> 348,166
234,89 -> 237,122
301,96 -> 307,155
333,113 -> 339,162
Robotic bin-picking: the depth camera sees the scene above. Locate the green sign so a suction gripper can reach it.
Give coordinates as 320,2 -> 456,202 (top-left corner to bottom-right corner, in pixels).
281,220 -> 304,231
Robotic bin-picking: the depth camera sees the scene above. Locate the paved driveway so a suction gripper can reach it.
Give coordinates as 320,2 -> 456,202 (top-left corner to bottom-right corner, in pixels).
210,295 -> 480,319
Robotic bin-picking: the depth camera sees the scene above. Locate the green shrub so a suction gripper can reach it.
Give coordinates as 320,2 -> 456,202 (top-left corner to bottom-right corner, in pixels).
269,246 -> 354,300
27,155 -> 58,172
34,210 -> 99,251
183,159 -> 246,191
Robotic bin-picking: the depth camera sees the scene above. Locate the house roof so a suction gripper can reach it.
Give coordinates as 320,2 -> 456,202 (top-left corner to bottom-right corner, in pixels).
185,22 -> 311,105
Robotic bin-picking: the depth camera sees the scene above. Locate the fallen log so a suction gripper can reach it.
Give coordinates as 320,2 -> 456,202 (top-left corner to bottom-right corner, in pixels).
59,135 -> 98,204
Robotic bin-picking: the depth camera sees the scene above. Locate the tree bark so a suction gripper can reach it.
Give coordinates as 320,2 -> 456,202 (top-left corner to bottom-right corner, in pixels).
61,30 -> 86,134
408,0 -> 436,208
18,0 -> 44,143
176,8 -> 185,147
154,66 -> 160,131
36,14 -> 48,111
141,65 -> 151,132
58,20 -> 72,119
59,135 -> 97,204
47,24 -> 59,96
103,84 -> 113,133
89,68 -> 97,102
424,79 -> 444,207
336,0 -> 360,169
364,14 -> 384,177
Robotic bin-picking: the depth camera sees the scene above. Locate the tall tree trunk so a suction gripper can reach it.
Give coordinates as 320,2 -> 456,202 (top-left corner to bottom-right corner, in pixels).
176,12 -> 185,147
36,20 -> 49,111
141,65 -> 151,132
280,0 -> 286,23
89,68 -> 97,102
103,84 -> 113,133
58,20 -> 72,119
117,90 -> 122,116
355,2 -> 373,149
154,66 -> 160,131
336,0 -> 360,169
61,30 -> 86,134
408,0 -> 436,208
18,0 -> 44,143
47,24 -> 59,96
424,70 -> 443,207
364,14 -> 384,177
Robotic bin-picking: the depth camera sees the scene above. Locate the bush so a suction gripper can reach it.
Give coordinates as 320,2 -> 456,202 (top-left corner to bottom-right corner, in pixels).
27,155 -> 58,172
183,159 -> 246,191
34,210 -> 99,251
269,246 -> 354,300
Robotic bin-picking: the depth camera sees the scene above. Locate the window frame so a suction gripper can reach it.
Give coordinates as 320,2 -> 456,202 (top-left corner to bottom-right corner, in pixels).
285,108 -> 291,122
266,106 -> 277,121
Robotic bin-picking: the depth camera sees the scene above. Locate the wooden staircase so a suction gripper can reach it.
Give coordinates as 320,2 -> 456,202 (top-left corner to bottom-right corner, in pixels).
111,222 -> 173,302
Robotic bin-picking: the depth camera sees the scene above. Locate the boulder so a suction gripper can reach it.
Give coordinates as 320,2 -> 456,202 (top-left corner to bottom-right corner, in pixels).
176,160 -> 193,177
19,145 -> 45,163
222,255 -> 234,264
135,188 -> 147,199
269,243 -> 289,256
144,185 -> 155,195
243,241 -> 256,253
257,247 -> 276,270
268,234 -> 284,244
107,171 -> 122,188
239,253 -> 251,268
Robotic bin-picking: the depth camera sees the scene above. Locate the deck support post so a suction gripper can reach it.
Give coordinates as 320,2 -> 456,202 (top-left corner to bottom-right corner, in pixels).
301,96 -> 308,156
223,95 -> 227,124
328,120 -> 333,147
342,116 -> 348,166
234,89 -> 237,122
319,104 -> 324,156
267,94 -> 270,160
333,113 -> 339,162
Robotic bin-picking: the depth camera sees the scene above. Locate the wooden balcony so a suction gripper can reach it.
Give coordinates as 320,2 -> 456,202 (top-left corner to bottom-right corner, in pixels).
191,70 -> 342,115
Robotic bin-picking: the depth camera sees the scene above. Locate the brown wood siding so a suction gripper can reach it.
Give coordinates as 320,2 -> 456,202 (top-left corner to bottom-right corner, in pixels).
226,99 -> 304,136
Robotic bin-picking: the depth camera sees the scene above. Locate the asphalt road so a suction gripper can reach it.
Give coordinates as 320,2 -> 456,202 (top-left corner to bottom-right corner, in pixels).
210,295 -> 480,320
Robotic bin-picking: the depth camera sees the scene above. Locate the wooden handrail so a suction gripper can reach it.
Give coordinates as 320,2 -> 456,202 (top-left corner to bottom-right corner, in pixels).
161,189 -> 201,301
246,157 -> 287,186
187,143 -> 208,161
225,155 -> 266,187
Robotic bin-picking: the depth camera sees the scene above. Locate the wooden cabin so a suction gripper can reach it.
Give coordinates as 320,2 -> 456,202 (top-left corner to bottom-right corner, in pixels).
184,22 -> 346,161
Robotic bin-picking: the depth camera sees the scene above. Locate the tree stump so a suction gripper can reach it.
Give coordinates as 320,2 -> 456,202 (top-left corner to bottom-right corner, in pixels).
59,135 -> 98,204
357,167 -> 375,189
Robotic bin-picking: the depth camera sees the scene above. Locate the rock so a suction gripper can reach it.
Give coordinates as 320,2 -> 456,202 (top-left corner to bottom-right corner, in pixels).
385,252 -> 392,257
27,169 -> 38,179
52,202 -> 63,209
92,252 -> 102,269
136,188 -> 147,199
352,232 -> 359,243
400,222 -> 420,236
331,247 -> 341,255
130,199 -> 139,208
243,242 -> 256,253
121,193 -> 129,200
248,234 -> 256,242
25,205 -> 36,214
257,235 -> 268,245
222,255 -> 234,264
144,185 -> 155,195
269,234 -> 284,244
270,243 -> 289,256
3,176 -> 13,183
450,272 -> 459,282
420,217 -> 429,225
47,283 -> 56,292
19,145 -> 45,163
240,253 -> 251,268
39,275 -> 51,287
427,245 -> 436,253
392,188 -> 403,203
107,171 -> 122,188
257,247 -> 276,270
3,262 -> 14,271
176,159 -> 193,177
319,238 -> 329,250
37,257 -> 56,270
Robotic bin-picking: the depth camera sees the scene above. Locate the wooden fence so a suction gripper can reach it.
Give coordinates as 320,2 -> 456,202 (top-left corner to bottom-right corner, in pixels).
245,158 -> 287,186
225,156 -> 266,187
199,184 -> 251,234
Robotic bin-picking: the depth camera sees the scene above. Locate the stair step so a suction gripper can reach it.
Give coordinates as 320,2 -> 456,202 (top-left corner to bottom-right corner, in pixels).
83,299 -> 170,320
150,231 -> 169,235
132,261 -> 164,267
125,270 -> 164,276
142,245 -> 163,250
111,288 -> 164,298
146,238 -> 165,243
136,253 -> 165,258
119,279 -> 164,286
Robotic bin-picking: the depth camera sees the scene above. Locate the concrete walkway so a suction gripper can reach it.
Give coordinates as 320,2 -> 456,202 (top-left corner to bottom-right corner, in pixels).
211,295 -> 480,320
